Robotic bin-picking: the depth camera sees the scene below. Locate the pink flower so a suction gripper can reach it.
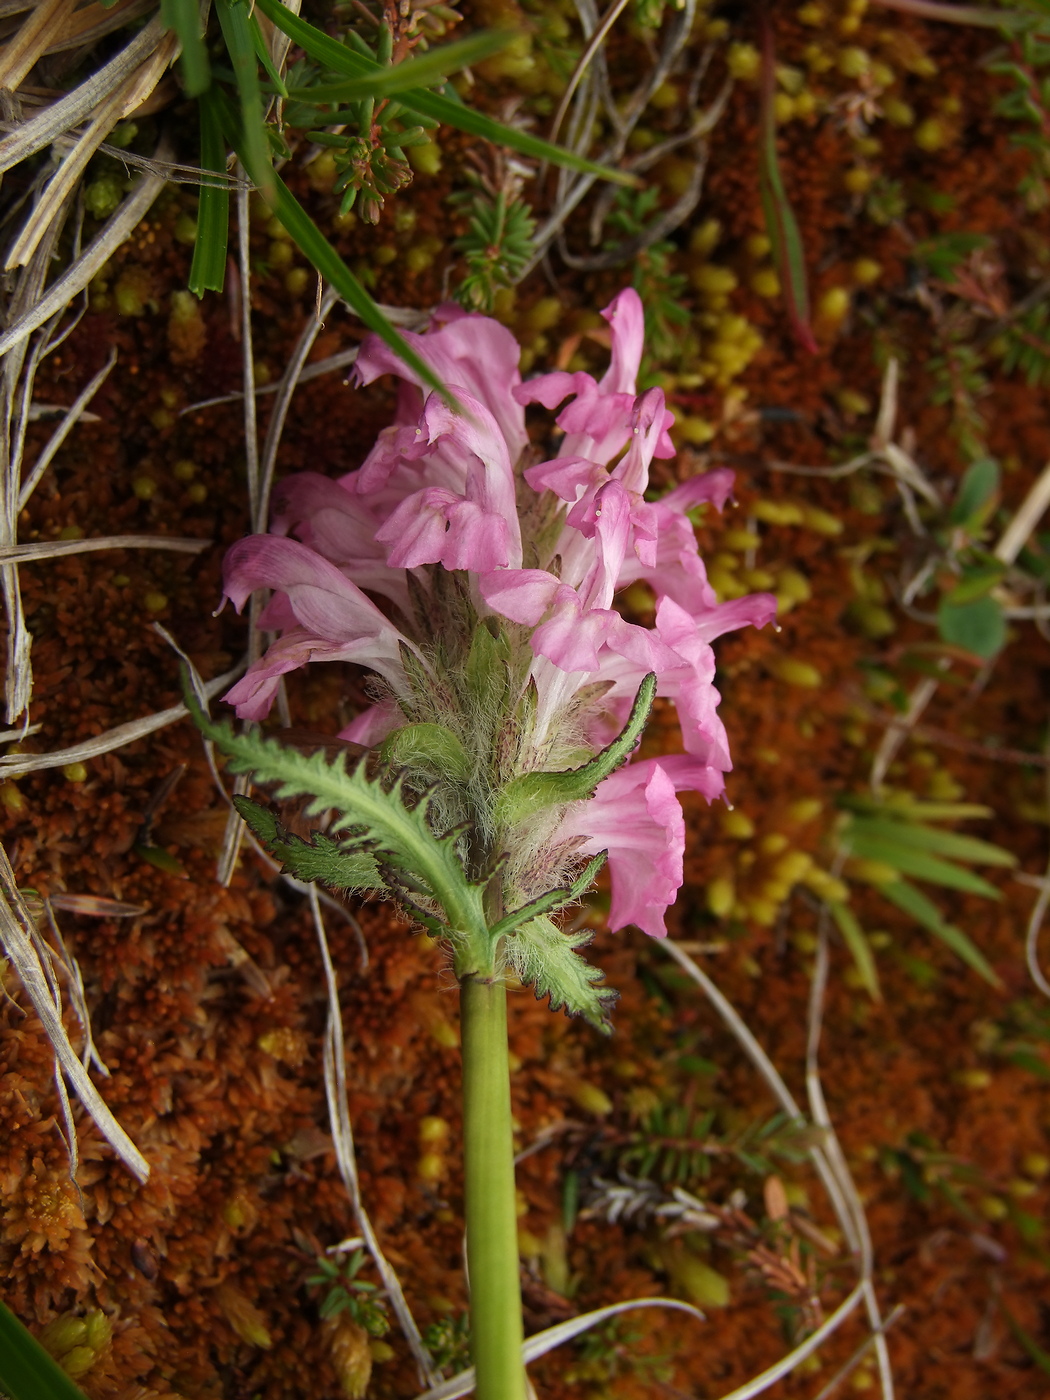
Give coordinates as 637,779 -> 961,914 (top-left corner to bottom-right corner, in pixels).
221,287 -> 776,941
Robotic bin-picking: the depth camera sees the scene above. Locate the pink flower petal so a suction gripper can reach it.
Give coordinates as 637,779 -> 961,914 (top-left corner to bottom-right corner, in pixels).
557,759 -> 685,938
478,568 -> 562,626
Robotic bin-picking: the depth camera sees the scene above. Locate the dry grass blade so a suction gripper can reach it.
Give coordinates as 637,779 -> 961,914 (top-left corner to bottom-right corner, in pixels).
0,135 -> 170,359
0,0 -> 76,91
0,841 -> 150,1181
809,1306 -> 906,1400
807,922 -> 894,1399
5,34 -> 178,270
309,888 -> 441,1388
994,459 -> 1050,566
413,1298 -> 705,1400
0,15 -> 168,173
257,284 -> 339,531
0,661 -> 245,778
0,534 -> 210,565
179,346 -> 360,414
18,347 -> 116,508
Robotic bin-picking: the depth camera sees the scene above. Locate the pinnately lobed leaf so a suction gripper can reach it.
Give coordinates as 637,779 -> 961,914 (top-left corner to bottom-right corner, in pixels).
232,796 -> 385,892
182,671 -> 490,956
495,674 -> 656,827
506,914 -> 617,1031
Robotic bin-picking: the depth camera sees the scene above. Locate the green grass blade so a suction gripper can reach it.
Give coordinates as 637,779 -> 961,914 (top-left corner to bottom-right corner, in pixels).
253,0 -> 635,185
215,0 -> 275,200
161,0 -> 210,97
759,20 -> 816,353
879,879 -> 1001,985
847,832 -> 1002,898
286,30 -> 512,103
250,12 -> 289,98
0,1300 -> 91,1400
215,91 -> 451,402
188,88 -> 230,296
850,816 -> 1017,868
828,901 -> 881,1001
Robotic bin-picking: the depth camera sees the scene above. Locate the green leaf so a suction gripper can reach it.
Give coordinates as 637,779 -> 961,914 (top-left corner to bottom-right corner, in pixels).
942,561 -> 1006,605
948,456 -> 1000,528
505,914 -> 617,1030
490,853 -> 607,940
249,12 -> 289,98
215,0 -> 275,200
759,25 -> 816,353
828,901 -> 881,1001
846,831 -> 1002,898
937,594 -> 1006,659
285,30 -> 512,104
0,1300 -> 92,1400
252,0 -> 635,185
381,723 -> 472,783
232,796 -> 384,891
495,674 -> 656,826
878,879 -> 1001,985
161,0 -> 210,97
847,817 -> 1016,868
182,673 -> 491,963
188,88 -> 230,296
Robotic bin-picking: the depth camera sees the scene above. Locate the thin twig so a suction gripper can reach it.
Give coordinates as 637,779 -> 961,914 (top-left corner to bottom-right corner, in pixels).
0,841 -> 150,1181
807,919 -> 894,1400
309,887 -> 440,1388
0,534 -> 209,565
0,662 -> 245,778
17,348 -> 116,509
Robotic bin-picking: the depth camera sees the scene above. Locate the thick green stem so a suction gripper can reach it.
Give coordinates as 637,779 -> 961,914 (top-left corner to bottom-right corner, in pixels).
460,976 -> 526,1400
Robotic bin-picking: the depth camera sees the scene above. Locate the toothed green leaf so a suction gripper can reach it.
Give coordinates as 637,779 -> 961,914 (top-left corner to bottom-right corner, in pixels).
491,853 -> 607,939
182,674 -> 487,951
495,674 -> 656,827
507,914 -> 617,1031
233,796 -> 384,891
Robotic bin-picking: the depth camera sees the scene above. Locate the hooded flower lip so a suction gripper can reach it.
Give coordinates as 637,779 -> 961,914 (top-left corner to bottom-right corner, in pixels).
221,285 -> 776,941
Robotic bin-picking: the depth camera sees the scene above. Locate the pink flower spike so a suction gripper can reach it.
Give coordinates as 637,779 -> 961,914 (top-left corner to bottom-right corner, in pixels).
352,311 -> 528,462
661,468 -> 737,515
223,627 -> 407,722
524,455 -> 603,501
557,759 -> 685,938
223,536 -> 401,644
339,698 -> 402,746
599,288 -> 646,396
377,486 -> 512,573
478,569 -> 562,626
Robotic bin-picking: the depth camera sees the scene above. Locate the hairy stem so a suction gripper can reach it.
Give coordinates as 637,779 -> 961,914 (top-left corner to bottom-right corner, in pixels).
460,975 -> 526,1400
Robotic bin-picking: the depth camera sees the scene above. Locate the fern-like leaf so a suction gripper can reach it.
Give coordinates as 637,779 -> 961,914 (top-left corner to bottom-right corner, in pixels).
233,796 -> 385,892
183,674 -> 490,959
506,914 -> 617,1032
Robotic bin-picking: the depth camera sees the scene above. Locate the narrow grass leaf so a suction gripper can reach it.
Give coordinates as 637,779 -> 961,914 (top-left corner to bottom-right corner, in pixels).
879,879 -> 1001,985
188,88 -> 230,296
759,21 -> 816,353
0,1300 -> 91,1400
850,817 -> 1017,867
287,30 -> 513,103
848,833 -> 1002,898
215,0 -> 275,200
828,901 -> 881,1001
160,0 -> 210,96
250,12 -> 289,98
253,0 -> 635,185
